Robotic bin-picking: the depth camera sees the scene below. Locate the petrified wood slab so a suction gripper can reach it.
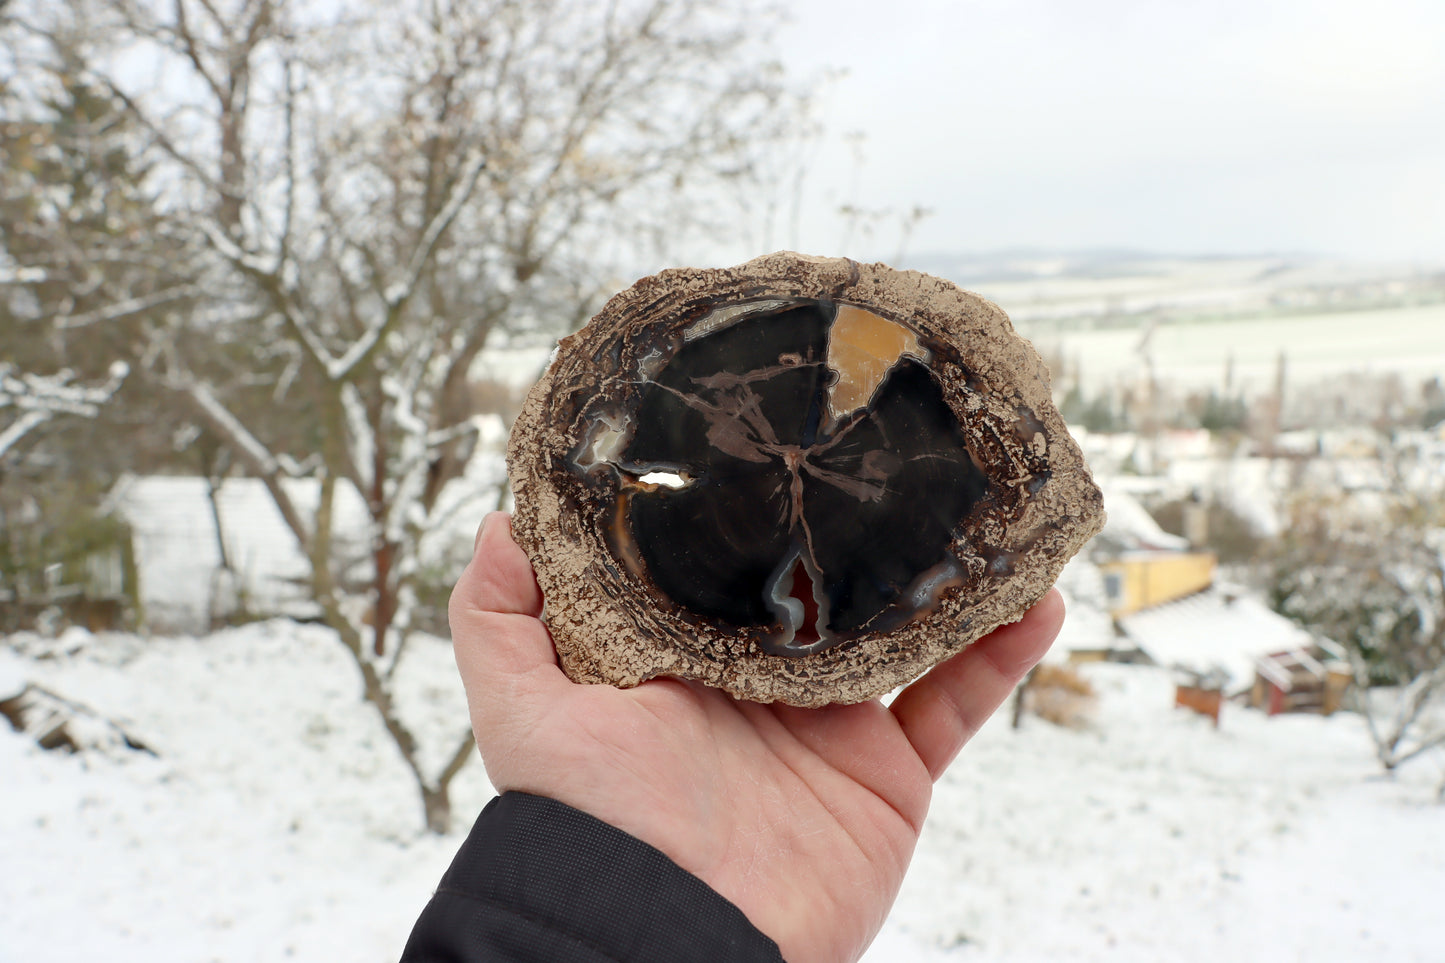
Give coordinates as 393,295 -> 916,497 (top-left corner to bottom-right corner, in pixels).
508,252 -> 1104,706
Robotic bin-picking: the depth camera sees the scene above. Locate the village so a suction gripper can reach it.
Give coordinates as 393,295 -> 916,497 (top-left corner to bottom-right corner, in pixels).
12,256 -> 1445,740
5,255 -> 1445,960
3,0 -> 1444,953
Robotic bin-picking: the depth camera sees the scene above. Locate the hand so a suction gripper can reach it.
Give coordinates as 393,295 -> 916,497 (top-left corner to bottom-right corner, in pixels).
450,512 -> 1064,963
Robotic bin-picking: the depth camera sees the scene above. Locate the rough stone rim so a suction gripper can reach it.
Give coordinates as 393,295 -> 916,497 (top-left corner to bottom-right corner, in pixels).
507,252 -> 1105,707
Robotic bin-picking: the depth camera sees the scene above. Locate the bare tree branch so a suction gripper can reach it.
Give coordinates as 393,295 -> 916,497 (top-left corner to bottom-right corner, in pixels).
4,0 -> 807,833
330,148 -> 488,382
51,284 -> 206,330
0,362 -> 129,458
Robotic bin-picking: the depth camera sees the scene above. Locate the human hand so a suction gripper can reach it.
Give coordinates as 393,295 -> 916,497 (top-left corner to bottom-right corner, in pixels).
450,512 -> 1064,963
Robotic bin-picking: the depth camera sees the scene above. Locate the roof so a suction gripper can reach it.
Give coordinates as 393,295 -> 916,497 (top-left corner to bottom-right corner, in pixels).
1097,483 -> 1191,552
104,442 -> 509,634
1118,587 -> 1323,690
105,475 -> 372,632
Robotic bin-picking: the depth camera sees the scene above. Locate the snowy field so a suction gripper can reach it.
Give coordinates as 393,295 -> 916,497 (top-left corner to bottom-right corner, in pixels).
1029,303 -> 1445,397
3,620 -> 1443,962
476,300 -> 1445,413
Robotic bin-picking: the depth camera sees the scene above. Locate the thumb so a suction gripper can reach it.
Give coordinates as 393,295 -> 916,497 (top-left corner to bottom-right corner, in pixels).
454,512 -> 544,617
449,512 -> 566,706
890,589 -> 1064,780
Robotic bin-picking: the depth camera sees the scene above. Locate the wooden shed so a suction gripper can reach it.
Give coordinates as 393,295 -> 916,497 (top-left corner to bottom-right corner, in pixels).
1248,645 -> 1353,716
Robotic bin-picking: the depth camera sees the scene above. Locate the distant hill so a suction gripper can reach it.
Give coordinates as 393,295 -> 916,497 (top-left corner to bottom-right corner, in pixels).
900,251 -> 1445,331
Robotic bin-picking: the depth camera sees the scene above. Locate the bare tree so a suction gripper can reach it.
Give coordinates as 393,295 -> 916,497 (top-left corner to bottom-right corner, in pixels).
1,38 -> 202,630
0,362 -> 129,461
1265,441 -> 1445,777
5,0 -> 804,831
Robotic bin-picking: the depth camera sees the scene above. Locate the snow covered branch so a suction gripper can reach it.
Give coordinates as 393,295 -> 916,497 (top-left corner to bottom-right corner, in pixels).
180,379 -> 315,551
52,284 -> 206,331
195,221 -> 347,381
328,150 -> 490,384
0,362 -> 129,459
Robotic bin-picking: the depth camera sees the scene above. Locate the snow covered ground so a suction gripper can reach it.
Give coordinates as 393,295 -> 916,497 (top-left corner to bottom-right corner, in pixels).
1030,302 -> 1445,398
3,621 -> 1443,962
886,666 -> 1445,962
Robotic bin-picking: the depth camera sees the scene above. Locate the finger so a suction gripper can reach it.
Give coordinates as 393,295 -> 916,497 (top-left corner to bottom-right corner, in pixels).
456,512 -> 544,617
890,589 -> 1065,780
449,512 -> 564,691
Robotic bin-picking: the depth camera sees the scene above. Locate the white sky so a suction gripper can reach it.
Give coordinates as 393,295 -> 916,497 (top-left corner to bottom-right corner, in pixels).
761,0 -> 1445,263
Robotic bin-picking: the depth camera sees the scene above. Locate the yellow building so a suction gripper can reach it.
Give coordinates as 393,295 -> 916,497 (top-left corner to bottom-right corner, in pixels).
1098,550 -> 1217,618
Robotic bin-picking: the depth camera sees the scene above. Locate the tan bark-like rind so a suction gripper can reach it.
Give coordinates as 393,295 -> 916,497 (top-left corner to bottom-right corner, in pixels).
507,252 -> 1104,706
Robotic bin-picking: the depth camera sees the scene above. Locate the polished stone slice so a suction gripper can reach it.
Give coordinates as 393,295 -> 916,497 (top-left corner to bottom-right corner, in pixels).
799,357 -> 988,637
613,302 -> 988,653
507,252 -> 1105,707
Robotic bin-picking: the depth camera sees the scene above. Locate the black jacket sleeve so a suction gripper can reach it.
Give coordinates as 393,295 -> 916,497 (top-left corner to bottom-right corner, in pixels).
401,791 -> 785,963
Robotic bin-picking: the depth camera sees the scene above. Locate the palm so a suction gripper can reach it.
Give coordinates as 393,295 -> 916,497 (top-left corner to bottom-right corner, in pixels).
451,515 -> 1063,963
528,681 -> 925,962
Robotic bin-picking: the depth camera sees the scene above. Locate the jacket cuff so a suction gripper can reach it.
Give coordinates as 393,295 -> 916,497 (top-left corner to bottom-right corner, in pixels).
402,791 -> 784,963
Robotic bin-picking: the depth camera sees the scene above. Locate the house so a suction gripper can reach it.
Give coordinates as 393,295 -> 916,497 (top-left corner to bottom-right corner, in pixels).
1099,550 -> 1216,619
102,475 -> 372,633
1248,645 -> 1353,716
102,453 -> 505,634
1118,588 -> 1338,697
1059,484 -> 1347,723
1086,482 -> 1219,620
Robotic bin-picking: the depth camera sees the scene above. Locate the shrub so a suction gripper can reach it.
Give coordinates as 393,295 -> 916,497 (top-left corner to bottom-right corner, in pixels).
1024,664 -> 1097,729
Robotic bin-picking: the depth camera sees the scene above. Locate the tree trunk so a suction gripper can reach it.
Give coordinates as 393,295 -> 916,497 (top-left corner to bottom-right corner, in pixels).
1011,667 -> 1036,730
371,541 -> 395,657
421,781 -> 452,835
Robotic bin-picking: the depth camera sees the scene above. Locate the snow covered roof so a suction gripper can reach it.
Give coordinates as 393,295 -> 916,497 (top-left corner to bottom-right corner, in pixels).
1048,555 -> 1120,660
1097,483 -> 1191,552
1118,587 -> 1323,691
1163,456 -> 1286,537
103,449 -> 509,634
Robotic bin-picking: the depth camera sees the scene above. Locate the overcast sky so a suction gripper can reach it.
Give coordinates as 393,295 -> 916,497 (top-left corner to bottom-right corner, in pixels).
757,0 -> 1445,263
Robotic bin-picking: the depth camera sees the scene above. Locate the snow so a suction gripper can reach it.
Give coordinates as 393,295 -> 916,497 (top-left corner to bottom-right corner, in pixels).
0,620 -> 493,962
1118,588 -> 1323,691
4,623 -> 1443,962
869,664 -> 1445,963
104,476 -> 372,631
1097,483 -> 1191,552
1032,303 -> 1445,397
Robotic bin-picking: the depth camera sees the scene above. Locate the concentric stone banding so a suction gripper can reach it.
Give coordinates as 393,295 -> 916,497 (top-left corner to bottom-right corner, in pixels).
507,252 -> 1105,706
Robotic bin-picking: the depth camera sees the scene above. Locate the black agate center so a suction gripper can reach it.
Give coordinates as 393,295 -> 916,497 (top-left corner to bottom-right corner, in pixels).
579,299 -> 990,656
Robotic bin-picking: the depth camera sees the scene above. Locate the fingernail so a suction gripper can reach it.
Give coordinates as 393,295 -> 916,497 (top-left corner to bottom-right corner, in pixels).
474,513 -> 496,550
